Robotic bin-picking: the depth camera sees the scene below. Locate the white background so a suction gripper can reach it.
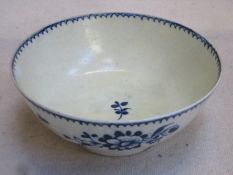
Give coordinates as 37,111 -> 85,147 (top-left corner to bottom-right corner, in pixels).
0,0 -> 233,174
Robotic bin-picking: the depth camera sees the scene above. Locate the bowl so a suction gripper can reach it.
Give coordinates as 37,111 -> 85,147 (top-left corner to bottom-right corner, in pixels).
11,13 -> 221,156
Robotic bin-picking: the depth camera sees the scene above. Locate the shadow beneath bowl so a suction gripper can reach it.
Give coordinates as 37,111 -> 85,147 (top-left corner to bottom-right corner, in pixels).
14,101 -> 206,175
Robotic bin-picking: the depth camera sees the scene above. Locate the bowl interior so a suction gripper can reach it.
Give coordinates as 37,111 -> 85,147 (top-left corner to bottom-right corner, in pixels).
13,15 -> 220,121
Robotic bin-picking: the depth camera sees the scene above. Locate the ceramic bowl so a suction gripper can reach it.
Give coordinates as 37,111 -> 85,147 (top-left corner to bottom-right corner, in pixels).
11,13 -> 221,156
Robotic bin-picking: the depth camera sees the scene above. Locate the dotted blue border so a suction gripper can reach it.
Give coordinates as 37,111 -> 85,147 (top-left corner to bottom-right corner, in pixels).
11,12 -> 221,127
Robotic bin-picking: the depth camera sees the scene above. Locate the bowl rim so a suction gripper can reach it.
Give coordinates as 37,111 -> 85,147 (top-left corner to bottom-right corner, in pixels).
11,12 -> 222,126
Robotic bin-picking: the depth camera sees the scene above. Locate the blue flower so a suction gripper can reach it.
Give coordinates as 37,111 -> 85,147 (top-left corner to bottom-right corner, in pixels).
98,131 -> 148,150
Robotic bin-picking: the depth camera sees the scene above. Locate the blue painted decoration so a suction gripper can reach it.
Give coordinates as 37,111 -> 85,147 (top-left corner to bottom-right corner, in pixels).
63,123 -> 179,150
111,101 -> 130,120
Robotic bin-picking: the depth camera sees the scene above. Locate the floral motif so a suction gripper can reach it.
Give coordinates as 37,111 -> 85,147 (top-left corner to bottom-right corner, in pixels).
111,101 -> 130,120
99,131 -> 148,150
63,123 -> 179,151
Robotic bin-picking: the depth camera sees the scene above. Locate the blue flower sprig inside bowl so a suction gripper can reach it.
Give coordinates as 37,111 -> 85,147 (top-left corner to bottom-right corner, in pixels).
11,13 -> 221,156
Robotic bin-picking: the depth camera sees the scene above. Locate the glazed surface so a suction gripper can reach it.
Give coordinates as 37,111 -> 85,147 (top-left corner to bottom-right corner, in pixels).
14,16 -> 219,121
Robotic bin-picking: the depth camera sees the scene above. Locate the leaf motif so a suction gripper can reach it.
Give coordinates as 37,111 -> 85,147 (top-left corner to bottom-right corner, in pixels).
111,104 -> 118,108
81,132 -> 90,138
151,124 -> 170,138
115,101 -> 119,105
115,110 -> 121,114
114,131 -> 124,137
141,134 -> 148,139
134,131 -> 142,136
103,134 -> 112,140
126,131 -> 131,136
121,111 -> 128,115
98,138 -> 105,142
120,102 -> 128,106
168,125 -> 179,133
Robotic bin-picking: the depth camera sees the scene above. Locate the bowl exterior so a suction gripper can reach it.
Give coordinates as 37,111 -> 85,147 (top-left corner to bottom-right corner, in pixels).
26,99 -> 203,156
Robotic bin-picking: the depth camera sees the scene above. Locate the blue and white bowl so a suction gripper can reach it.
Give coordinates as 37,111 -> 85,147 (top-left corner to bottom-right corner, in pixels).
11,13 -> 221,156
